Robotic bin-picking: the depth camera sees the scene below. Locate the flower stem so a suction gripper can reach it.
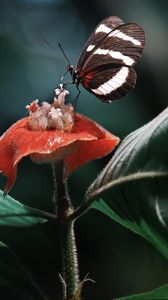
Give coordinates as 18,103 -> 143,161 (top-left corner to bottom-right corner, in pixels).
52,162 -> 79,300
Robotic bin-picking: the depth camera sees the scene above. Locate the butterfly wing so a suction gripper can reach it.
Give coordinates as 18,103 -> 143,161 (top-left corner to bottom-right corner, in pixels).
77,16 -> 124,70
82,66 -> 136,102
78,22 -> 145,74
76,17 -> 144,102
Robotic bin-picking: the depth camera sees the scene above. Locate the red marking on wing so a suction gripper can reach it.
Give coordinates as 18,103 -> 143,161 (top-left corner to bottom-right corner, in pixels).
80,71 -> 97,88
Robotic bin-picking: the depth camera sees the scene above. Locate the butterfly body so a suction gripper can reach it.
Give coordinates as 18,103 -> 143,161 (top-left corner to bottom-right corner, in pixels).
68,64 -> 80,85
67,16 -> 145,103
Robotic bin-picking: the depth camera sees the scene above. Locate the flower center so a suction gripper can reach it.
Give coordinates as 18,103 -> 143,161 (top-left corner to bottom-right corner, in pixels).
26,86 -> 74,132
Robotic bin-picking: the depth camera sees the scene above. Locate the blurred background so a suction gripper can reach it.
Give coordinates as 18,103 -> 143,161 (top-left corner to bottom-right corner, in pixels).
0,0 -> 168,299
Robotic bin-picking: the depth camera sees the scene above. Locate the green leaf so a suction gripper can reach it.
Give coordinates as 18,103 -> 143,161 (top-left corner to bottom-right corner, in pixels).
0,190 -> 53,226
92,195 -> 168,260
115,283 -> 168,299
85,107 -> 168,259
0,241 -> 47,299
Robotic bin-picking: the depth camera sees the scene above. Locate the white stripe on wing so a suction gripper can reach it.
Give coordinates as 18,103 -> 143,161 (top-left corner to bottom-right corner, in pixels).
95,24 -> 111,34
94,48 -> 134,66
91,66 -> 129,95
109,29 -> 141,46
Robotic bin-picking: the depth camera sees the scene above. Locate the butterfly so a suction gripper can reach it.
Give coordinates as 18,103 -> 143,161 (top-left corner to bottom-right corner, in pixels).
66,16 -> 145,103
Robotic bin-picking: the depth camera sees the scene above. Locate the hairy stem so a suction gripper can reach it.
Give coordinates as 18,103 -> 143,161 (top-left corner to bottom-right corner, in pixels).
52,162 -> 79,300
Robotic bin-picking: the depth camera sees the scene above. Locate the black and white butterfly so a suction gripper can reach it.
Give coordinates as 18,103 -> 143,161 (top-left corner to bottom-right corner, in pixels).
66,16 -> 145,103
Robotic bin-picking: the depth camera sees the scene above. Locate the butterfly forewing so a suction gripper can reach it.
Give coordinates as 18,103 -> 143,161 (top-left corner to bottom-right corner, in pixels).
79,23 -> 145,74
77,16 -> 124,70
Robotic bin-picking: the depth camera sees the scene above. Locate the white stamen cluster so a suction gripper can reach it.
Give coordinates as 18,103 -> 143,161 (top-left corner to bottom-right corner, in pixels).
26,87 -> 74,132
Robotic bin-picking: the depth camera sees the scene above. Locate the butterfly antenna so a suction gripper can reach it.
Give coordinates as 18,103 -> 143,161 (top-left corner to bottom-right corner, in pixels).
58,43 -> 71,65
42,37 -> 59,54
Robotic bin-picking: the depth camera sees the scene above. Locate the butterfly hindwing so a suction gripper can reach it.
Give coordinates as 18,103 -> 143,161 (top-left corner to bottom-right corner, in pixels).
82,66 -> 137,102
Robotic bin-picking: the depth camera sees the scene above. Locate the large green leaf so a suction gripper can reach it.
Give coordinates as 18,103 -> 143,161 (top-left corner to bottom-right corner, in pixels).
0,241 -> 47,299
92,194 -> 168,260
77,107 -> 168,259
115,283 -> 168,299
0,190 -> 55,226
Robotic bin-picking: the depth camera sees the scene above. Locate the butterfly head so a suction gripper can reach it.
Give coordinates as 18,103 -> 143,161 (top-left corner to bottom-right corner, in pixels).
67,64 -> 79,84
67,64 -> 74,75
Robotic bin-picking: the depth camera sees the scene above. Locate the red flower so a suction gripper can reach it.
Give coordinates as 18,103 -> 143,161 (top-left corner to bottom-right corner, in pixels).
0,88 -> 120,194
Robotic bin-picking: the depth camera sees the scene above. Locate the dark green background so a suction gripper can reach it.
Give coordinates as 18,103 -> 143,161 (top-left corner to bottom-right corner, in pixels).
0,0 -> 168,299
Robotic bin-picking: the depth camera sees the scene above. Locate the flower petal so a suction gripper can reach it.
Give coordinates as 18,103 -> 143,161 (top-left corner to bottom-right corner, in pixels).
64,114 -> 120,175
0,113 -> 119,193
